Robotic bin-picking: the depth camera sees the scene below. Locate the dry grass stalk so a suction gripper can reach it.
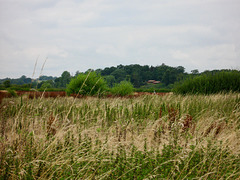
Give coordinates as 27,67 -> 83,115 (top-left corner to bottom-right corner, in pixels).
47,113 -> 57,137
168,106 -> 178,130
0,93 -> 239,179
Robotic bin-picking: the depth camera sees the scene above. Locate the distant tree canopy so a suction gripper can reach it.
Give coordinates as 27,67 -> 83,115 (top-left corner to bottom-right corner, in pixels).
103,75 -> 116,87
3,80 -> 11,88
54,71 -> 71,88
0,64 -> 238,90
99,64 -> 186,88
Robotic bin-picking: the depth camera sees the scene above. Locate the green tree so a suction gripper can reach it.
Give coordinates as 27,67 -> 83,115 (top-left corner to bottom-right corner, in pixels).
104,75 -> 116,87
61,71 -> 71,87
191,69 -> 199,75
55,71 -> 71,88
176,66 -> 185,74
101,66 -> 116,76
3,80 -> 11,88
131,71 -> 142,88
111,69 -> 127,83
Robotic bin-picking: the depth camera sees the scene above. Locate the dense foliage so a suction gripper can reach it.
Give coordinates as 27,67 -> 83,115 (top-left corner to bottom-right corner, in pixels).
111,81 -> 134,96
66,71 -> 107,96
173,71 -> 240,94
1,64 -> 239,92
0,64 -> 186,89
99,64 -> 185,88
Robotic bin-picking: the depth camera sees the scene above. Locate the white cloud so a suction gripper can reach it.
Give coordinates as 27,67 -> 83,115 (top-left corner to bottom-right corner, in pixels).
96,44 -> 125,57
171,50 -> 189,60
0,0 -> 240,78
170,44 -> 239,72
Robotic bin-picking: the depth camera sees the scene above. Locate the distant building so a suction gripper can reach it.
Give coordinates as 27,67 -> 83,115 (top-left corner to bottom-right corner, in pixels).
147,80 -> 161,84
153,81 -> 160,84
148,80 -> 155,83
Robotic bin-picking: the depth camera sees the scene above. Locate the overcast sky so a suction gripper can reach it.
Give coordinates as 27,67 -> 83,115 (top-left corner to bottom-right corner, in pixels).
0,0 -> 240,78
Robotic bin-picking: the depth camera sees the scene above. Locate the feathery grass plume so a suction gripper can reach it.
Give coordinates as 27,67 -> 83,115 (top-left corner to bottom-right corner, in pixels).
0,93 -> 239,179
35,57 -> 48,90
30,55 -> 39,88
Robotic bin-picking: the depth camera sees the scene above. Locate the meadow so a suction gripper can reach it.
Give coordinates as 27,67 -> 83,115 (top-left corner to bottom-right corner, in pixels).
0,93 -> 239,179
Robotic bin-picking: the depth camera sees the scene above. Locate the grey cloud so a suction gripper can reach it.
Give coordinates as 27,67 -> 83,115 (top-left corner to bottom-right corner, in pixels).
0,0 -> 240,78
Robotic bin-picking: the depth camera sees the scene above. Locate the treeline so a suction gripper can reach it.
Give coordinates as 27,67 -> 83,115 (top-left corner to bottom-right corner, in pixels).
0,64 -> 238,91
97,64 -> 185,88
0,75 -> 58,91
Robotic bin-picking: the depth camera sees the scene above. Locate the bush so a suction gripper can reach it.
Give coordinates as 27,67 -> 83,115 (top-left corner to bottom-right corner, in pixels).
66,72 -> 107,96
40,81 -> 53,90
173,71 -> 240,94
111,81 -> 134,96
7,89 -> 18,97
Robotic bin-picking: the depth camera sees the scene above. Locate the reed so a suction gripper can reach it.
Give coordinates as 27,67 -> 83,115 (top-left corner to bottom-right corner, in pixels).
0,93 -> 239,179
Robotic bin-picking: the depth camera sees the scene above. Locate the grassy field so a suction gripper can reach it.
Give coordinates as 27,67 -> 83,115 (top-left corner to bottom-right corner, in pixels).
0,93 -> 239,179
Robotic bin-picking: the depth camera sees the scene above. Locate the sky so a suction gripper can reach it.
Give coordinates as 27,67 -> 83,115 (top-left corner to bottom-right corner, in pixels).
0,0 -> 240,78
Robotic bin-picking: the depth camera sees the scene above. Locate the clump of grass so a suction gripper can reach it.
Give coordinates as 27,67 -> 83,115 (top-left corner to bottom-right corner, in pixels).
0,93 -> 239,179
173,70 -> 240,94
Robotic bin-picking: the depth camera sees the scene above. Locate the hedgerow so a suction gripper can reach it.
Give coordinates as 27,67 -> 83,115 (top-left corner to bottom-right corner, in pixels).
173,71 -> 240,94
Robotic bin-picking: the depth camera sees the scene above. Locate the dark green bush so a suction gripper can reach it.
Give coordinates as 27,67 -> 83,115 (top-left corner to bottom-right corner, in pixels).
66,72 -> 107,96
173,71 -> 240,94
111,81 -> 134,96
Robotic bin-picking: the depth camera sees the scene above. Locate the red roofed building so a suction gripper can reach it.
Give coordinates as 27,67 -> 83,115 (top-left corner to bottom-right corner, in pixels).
147,80 -> 161,84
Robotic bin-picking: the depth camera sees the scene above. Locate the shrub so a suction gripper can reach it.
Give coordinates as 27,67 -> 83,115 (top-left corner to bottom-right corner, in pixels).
7,88 -> 18,97
111,81 -> 134,96
66,72 -> 107,96
40,81 -> 53,90
173,71 -> 240,94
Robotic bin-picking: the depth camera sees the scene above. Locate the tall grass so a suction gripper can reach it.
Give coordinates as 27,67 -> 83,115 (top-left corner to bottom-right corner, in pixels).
173,71 -> 240,94
0,93 -> 239,179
